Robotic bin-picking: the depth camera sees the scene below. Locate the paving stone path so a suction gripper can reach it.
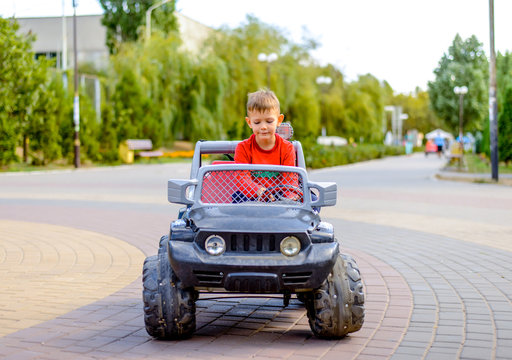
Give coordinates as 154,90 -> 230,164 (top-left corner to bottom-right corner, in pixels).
0,153 -> 510,359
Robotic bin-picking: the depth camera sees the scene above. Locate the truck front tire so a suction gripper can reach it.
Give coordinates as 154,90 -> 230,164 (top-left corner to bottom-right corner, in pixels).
306,253 -> 365,339
142,242 -> 196,339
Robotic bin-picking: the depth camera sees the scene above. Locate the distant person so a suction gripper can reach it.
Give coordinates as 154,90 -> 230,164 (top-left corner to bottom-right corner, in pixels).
434,132 -> 444,158
424,139 -> 437,156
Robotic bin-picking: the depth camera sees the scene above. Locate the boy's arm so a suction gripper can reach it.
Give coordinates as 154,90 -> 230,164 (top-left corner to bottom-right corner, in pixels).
234,143 -> 264,198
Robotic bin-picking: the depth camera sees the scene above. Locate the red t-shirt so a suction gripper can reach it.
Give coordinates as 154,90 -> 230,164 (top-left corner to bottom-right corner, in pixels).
234,134 -> 297,198
234,134 -> 296,165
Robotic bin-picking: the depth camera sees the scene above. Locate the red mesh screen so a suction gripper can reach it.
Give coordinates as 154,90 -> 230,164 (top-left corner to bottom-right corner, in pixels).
201,169 -> 303,204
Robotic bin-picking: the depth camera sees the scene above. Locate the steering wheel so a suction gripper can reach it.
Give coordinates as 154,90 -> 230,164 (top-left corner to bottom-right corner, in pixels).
257,185 -> 303,203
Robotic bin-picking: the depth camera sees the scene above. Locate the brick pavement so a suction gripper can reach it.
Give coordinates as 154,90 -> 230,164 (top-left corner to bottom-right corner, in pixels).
0,233 -> 410,359
0,220 -> 145,337
0,155 -> 511,359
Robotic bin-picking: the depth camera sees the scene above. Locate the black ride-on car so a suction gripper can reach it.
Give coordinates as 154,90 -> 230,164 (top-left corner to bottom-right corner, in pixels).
142,133 -> 365,340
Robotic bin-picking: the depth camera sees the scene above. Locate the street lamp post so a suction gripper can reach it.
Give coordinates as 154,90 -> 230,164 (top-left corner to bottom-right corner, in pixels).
454,86 -> 468,168
489,0 -> 499,181
454,86 -> 468,150
146,0 -> 171,40
61,0 -> 67,71
399,113 -> 408,146
384,106 -> 407,145
258,53 -> 278,88
384,106 -> 394,143
72,0 -> 80,168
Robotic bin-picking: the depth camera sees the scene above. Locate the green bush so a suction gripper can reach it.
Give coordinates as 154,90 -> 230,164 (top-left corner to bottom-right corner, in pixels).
303,143 -> 405,169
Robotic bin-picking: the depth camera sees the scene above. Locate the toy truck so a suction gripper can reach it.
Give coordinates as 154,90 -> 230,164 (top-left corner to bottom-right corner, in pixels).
142,135 -> 365,339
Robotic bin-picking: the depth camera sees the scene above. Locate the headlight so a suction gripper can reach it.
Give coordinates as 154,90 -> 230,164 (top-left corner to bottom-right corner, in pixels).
205,235 -> 226,256
280,236 -> 301,257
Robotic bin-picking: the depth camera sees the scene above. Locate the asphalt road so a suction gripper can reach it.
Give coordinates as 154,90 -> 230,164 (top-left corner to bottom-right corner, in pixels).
0,153 -> 511,359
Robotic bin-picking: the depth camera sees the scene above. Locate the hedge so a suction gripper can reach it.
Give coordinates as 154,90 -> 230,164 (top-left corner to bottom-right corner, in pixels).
303,143 -> 405,169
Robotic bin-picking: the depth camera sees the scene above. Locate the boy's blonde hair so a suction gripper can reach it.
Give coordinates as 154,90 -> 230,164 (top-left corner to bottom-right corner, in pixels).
247,89 -> 280,114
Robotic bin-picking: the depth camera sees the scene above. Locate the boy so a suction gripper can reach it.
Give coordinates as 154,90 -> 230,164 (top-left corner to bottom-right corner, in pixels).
234,89 -> 298,201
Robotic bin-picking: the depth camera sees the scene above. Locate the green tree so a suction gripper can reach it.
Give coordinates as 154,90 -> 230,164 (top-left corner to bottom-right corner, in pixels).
497,51 -> 512,97
316,66 -> 346,137
27,71 -> 64,164
341,74 -> 386,143
428,34 -> 488,133
496,51 -> 512,162
111,65 -> 150,141
206,16 -> 322,140
288,84 -> 320,140
105,31 -> 228,145
0,18 -> 56,166
0,18 -> 25,164
99,0 -> 178,54
205,16 -> 407,144
498,86 -> 512,162
98,103 -> 119,162
394,90 -> 443,134
55,71 -> 75,163
78,85 -> 101,162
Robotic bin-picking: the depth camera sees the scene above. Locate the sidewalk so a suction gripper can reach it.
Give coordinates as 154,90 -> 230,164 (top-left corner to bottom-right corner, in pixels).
1,156 -> 511,359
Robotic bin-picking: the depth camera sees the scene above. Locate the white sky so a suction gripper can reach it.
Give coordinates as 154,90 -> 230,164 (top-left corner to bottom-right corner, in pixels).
1,0 -> 510,94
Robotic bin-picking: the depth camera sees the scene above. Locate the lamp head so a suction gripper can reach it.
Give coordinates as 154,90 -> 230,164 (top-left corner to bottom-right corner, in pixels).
454,86 -> 468,95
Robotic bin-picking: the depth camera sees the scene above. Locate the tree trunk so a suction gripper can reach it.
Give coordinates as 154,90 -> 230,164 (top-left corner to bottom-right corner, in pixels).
23,134 -> 28,163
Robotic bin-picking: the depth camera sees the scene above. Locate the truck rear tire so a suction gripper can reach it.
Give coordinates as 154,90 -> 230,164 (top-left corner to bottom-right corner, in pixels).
306,253 -> 365,339
142,249 -> 196,339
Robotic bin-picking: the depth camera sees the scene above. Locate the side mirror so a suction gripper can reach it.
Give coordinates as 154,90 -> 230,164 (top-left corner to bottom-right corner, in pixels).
308,181 -> 337,207
168,179 -> 197,205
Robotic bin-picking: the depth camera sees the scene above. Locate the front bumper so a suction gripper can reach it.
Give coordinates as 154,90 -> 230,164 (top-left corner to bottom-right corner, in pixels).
168,240 -> 339,293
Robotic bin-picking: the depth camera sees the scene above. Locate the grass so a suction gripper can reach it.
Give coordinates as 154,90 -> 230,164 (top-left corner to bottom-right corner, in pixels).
0,156 -> 192,173
134,156 -> 192,165
1,162 -> 77,173
439,153 -> 512,186
464,154 -> 512,174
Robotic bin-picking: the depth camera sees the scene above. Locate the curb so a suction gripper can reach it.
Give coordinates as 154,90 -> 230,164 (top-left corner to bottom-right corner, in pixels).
435,170 -> 512,186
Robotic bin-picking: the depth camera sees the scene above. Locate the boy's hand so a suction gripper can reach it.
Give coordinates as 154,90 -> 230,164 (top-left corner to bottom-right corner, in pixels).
257,187 -> 275,202
256,187 -> 266,198
288,194 -> 300,201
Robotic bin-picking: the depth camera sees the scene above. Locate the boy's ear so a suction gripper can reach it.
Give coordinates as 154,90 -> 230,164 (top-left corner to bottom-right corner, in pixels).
245,116 -> 252,127
277,114 -> 285,125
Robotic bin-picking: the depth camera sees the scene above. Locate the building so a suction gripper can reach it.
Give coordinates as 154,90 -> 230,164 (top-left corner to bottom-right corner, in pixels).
15,12 -> 213,70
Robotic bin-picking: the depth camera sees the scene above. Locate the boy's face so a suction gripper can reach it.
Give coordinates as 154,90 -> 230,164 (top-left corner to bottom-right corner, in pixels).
245,109 -> 284,145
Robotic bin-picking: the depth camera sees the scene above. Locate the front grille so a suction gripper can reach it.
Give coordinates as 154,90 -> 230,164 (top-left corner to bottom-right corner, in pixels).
197,232 -> 309,254
226,233 -> 279,253
282,271 -> 312,285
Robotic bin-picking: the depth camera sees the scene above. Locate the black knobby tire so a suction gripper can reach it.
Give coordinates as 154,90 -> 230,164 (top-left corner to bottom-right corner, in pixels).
305,253 -> 365,339
157,235 -> 198,303
142,236 -> 196,339
157,235 -> 168,255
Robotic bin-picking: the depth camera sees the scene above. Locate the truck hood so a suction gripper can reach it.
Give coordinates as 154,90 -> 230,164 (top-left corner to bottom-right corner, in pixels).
188,206 -> 319,233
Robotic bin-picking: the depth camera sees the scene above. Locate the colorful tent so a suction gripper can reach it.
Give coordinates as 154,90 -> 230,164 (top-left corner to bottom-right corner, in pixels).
425,129 -> 454,140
